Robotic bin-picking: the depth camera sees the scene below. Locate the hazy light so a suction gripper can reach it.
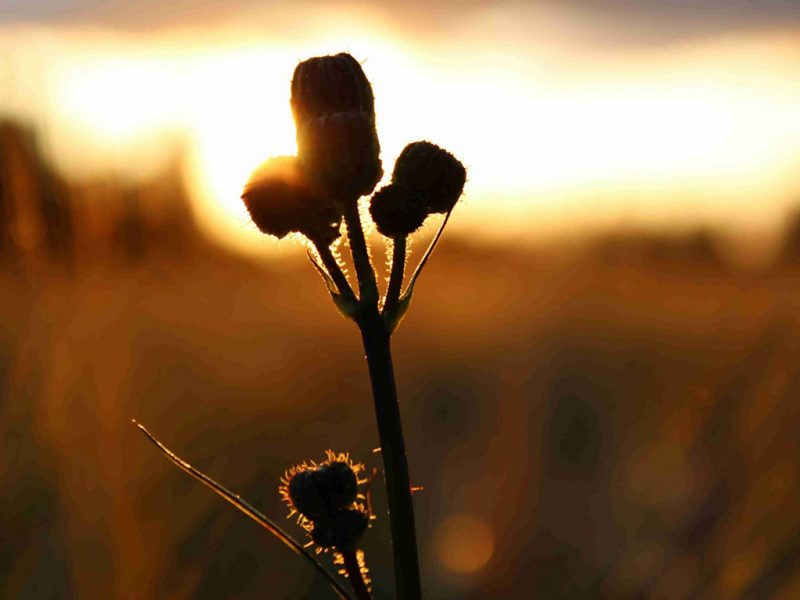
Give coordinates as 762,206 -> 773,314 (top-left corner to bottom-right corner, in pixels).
2,13 -> 800,253
435,512 -> 495,574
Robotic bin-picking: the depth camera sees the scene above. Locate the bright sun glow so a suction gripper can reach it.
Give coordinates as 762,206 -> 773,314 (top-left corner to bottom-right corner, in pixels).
2,15 -> 800,254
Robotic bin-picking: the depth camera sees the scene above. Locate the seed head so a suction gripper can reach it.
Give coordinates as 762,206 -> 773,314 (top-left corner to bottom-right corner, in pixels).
291,53 -> 375,129
393,141 -> 466,214
309,508 -> 368,552
298,111 -> 382,199
317,460 -> 359,513
287,469 -> 329,521
368,184 -> 428,238
331,508 -> 369,552
279,451 -> 371,553
241,156 -> 342,245
311,520 -> 336,548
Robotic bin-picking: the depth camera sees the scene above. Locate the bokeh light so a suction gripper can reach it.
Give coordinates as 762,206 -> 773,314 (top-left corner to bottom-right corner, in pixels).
435,512 -> 495,575
3,3 -> 800,599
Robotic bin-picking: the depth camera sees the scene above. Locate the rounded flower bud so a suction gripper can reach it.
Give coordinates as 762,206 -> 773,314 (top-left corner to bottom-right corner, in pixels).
291,53 -> 375,129
241,156 -> 342,245
286,462 -> 358,521
279,451 -> 371,552
316,460 -> 358,514
298,111 -> 382,199
311,520 -> 335,549
392,141 -> 466,214
368,184 -> 428,238
331,508 -> 369,552
287,469 -> 328,521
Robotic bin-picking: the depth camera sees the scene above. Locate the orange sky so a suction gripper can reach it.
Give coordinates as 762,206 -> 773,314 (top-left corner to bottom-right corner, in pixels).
2,2 -> 800,254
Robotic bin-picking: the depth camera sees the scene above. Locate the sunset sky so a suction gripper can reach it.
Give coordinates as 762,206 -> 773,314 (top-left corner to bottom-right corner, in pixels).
2,0 -> 800,253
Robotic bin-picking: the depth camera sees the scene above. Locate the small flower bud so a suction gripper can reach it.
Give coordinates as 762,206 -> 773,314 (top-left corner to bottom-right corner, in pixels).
392,141 -> 466,214
279,451 -> 370,552
311,520 -> 336,549
286,458 -> 359,520
332,508 -> 369,552
298,111 -> 382,199
317,460 -> 358,514
241,156 -> 342,245
291,53 -> 375,129
287,469 -> 328,521
368,184 -> 428,237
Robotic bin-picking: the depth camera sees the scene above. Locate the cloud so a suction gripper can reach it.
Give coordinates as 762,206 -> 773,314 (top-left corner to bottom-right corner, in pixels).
4,0 -> 800,46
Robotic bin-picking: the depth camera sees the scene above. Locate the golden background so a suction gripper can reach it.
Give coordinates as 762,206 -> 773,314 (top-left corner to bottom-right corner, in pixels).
2,1 -> 800,598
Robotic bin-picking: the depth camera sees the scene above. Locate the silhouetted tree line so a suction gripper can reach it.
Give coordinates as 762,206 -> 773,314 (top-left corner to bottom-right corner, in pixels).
0,120 -> 200,269
2,117 -> 800,272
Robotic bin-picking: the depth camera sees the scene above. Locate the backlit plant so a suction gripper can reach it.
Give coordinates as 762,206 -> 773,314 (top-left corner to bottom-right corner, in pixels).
136,52 -> 466,600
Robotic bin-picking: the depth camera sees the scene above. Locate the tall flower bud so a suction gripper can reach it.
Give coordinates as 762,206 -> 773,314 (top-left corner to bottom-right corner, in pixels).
241,156 -> 342,245
291,53 -> 375,128
392,141 -> 466,214
298,111 -> 382,199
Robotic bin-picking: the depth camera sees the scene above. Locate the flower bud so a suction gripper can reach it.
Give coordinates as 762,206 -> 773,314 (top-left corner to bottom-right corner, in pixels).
279,451 -> 370,552
287,469 -> 328,521
311,520 -> 336,549
392,141 -> 466,214
298,111 -> 382,199
286,459 -> 359,520
291,53 -> 375,129
241,156 -> 342,245
317,460 -> 358,514
331,508 -> 369,552
368,184 -> 428,237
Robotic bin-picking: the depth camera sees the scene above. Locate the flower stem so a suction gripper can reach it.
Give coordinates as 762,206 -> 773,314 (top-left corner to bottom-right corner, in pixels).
133,421 -> 354,600
341,551 -> 372,600
383,236 -> 406,314
343,200 -> 379,308
314,240 -> 357,302
400,210 -> 452,303
357,309 -> 421,600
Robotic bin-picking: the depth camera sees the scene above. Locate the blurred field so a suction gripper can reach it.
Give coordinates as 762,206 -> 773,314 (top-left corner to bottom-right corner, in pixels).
2,118 -> 800,599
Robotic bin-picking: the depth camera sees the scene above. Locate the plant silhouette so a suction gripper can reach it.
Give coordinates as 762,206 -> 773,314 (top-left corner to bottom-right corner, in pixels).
137,52 -> 465,600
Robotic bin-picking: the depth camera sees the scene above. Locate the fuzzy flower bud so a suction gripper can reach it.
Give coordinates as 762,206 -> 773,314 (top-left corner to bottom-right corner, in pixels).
392,141 -> 466,214
368,184 -> 428,238
291,53 -> 375,129
331,508 -> 369,552
298,111 -> 382,199
311,520 -> 335,548
286,460 -> 358,518
241,156 -> 342,245
317,461 -> 359,513
287,469 -> 329,521
280,451 -> 371,553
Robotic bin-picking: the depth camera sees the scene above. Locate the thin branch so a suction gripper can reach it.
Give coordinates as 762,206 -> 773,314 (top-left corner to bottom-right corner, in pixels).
133,420 -> 353,600
382,235 -> 406,315
341,550 -> 372,600
400,210 -> 452,302
313,240 -> 357,302
343,200 -> 379,308
308,249 -> 338,296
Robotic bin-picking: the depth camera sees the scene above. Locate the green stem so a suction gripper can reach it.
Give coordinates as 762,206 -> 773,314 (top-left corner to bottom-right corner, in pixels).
343,200 -> 379,308
383,236 -> 406,314
341,550 -> 372,600
357,309 -> 421,600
